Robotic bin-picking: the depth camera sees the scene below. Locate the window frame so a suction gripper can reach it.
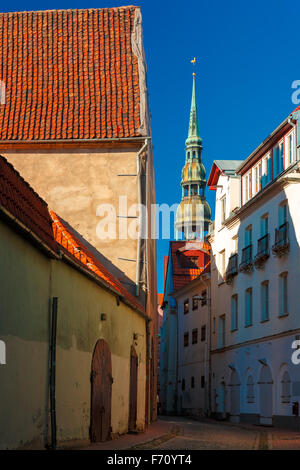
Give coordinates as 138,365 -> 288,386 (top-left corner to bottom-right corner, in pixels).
245,287 -> 253,327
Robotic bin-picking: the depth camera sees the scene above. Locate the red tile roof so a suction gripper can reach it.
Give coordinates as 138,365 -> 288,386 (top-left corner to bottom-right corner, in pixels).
169,241 -> 210,292
0,155 -> 56,250
50,210 -> 145,314
0,6 -> 143,140
157,293 -> 164,306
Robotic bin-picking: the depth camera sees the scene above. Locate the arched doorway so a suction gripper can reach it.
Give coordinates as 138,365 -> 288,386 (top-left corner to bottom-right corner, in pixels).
90,339 -> 112,442
128,345 -> 138,432
259,364 -> 273,426
230,370 -> 240,423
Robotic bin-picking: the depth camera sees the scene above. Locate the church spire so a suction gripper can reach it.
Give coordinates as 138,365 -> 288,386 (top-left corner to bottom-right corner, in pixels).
187,73 -> 200,140
175,71 -> 211,241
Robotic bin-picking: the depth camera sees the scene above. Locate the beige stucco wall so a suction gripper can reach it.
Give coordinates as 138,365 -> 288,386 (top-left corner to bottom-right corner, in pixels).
3,148 -> 140,289
0,219 -> 146,449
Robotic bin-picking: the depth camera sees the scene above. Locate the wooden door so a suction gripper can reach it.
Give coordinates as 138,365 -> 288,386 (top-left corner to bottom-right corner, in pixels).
90,339 -> 112,442
128,345 -> 138,432
259,365 -> 273,426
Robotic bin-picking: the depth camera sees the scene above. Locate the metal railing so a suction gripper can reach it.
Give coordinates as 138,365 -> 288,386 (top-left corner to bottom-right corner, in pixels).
241,244 -> 252,265
226,253 -> 238,277
256,233 -> 269,257
274,222 -> 289,247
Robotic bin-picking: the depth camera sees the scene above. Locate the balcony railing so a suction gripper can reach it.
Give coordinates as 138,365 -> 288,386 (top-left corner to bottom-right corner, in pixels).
225,253 -> 238,284
239,244 -> 253,273
254,233 -> 270,268
272,222 -> 289,256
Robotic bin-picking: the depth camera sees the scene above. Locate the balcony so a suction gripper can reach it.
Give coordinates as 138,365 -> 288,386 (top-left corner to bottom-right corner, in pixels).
239,244 -> 253,273
225,253 -> 238,284
272,222 -> 290,257
254,234 -> 270,269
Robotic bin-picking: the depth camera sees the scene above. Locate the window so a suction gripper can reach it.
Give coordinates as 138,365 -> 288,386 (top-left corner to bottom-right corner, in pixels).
219,250 -> 226,281
260,214 -> 268,237
231,294 -> 238,331
191,376 -> 195,389
192,296 -> 198,310
221,196 -> 226,223
246,375 -> 255,403
261,281 -> 269,322
262,153 -> 272,187
232,236 -> 238,253
192,328 -> 198,344
191,184 -> 198,196
244,171 -> 252,203
245,226 -> 252,247
273,142 -> 284,177
184,299 -> 189,315
286,131 -> 295,166
201,325 -> 206,342
201,376 -> 205,389
279,272 -> 288,316
218,315 -> 225,348
201,289 -> 207,306
245,288 -> 253,326
279,202 -> 288,226
281,371 -> 291,403
182,379 -> 185,391
213,317 -> 216,334
253,163 -> 261,195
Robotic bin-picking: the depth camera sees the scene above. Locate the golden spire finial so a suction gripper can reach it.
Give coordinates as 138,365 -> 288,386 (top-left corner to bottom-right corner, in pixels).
190,57 -> 196,76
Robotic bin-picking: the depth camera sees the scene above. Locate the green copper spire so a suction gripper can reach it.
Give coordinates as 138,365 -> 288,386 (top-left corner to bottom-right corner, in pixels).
187,73 -> 200,140
175,71 -> 211,241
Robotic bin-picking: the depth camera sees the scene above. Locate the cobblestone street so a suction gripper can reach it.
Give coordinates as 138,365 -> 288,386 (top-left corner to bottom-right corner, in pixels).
78,416 -> 300,451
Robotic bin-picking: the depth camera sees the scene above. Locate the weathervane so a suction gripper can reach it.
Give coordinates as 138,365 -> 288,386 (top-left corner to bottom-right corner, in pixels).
191,57 -> 196,76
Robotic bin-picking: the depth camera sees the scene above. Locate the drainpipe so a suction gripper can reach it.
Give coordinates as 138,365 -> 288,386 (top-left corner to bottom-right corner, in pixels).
50,297 -> 58,450
136,139 -> 148,297
145,317 -> 151,427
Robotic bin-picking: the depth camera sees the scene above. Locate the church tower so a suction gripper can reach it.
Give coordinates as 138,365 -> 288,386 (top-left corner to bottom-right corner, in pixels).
175,72 -> 211,240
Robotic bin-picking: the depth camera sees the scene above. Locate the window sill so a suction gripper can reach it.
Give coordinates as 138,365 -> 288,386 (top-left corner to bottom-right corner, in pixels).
260,318 -> 270,324
231,328 -> 238,332
279,312 -> 289,318
244,323 -> 253,328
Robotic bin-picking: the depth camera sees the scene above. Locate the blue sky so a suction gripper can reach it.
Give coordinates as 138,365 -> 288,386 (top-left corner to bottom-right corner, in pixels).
2,0 -> 300,293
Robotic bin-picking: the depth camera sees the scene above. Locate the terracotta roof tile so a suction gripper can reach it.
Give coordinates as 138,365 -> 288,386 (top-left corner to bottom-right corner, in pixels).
50,210 -> 145,314
168,240 -> 211,292
0,155 -> 56,250
0,6 -> 142,140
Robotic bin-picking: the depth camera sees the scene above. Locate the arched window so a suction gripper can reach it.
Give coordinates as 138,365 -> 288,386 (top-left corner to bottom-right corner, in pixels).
192,151 -> 196,158
281,371 -> 291,403
182,379 -> 185,391
191,185 -> 197,196
246,375 -> 255,403
184,187 -> 188,197
187,151 -> 190,159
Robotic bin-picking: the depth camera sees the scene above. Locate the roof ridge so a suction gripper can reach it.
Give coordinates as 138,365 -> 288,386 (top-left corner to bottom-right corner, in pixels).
0,6 -> 139,15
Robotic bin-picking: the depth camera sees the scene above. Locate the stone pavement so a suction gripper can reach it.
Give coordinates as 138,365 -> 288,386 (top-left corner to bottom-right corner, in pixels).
66,416 -> 300,450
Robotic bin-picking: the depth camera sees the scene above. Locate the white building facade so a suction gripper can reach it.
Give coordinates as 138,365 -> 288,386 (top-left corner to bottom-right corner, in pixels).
207,107 -> 300,428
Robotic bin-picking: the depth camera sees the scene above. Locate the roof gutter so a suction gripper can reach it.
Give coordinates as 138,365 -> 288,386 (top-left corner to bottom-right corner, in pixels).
0,136 -> 152,144
236,117 -> 294,174
0,204 -> 59,259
